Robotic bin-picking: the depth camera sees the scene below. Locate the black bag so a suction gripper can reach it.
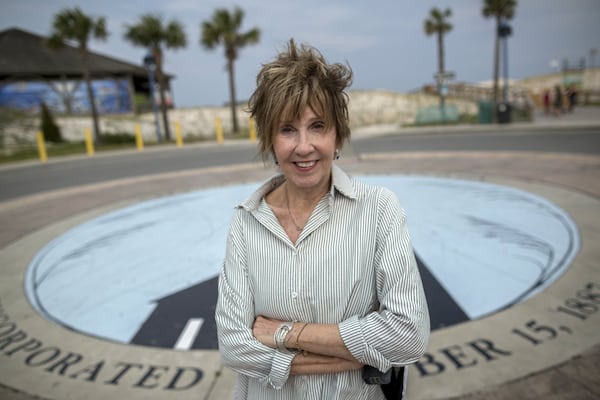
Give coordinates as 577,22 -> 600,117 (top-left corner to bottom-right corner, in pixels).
380,367 -> 406,400
363,366 -> 406,400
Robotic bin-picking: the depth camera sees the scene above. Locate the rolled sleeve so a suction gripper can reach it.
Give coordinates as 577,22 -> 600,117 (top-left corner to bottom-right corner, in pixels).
338,315 -> 363,358
338,315 -> 390,371
338,188 -> 430,372
260,351 -> 296,389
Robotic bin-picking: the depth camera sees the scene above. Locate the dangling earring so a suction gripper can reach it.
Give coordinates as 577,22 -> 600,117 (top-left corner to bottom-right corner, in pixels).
335,149 -> 340,160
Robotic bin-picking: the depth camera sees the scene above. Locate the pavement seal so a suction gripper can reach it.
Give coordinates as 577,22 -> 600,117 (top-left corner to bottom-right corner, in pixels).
0,151 -> 599,400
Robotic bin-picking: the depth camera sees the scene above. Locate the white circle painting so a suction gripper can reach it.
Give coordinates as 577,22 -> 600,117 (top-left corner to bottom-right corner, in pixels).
25,176 -> 579,350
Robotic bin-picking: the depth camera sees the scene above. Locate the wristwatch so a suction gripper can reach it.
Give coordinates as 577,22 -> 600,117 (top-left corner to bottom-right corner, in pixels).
274,322 -> 294,354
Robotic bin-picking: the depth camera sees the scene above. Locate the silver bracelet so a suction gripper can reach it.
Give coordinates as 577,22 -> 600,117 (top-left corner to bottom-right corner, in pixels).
273,322 -> 294,353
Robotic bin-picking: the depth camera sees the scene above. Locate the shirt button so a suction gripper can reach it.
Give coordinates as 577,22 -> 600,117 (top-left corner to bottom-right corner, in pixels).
291,292 -> 298,299
292,251 -> 298,257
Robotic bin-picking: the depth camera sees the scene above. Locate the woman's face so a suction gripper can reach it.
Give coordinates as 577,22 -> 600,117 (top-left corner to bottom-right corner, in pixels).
272,106 -> 338,193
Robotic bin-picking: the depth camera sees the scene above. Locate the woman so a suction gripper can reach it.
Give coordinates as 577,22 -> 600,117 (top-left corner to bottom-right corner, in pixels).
215,39 -> 430,399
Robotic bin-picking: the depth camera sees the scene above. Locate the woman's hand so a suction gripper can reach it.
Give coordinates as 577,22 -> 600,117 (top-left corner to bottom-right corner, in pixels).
252,315 -> 285,348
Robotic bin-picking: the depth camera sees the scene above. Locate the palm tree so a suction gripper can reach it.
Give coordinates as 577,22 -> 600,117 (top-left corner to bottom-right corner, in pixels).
201,7 -> 260,133
483,0 -> 517,108
424,7 -> 453,108
124,14 -> 187,141
48,7 -> 108,144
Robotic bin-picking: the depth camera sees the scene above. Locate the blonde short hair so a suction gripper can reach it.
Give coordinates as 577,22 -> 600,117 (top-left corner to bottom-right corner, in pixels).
248,39 -> 353,161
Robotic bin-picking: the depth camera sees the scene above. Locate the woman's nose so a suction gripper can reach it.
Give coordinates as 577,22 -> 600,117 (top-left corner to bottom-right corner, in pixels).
295,131 -> 314,153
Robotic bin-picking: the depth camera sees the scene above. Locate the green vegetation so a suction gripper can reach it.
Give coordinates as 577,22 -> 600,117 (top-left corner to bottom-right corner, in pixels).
40,102 -> 63,143
201,7 -> 260,133
48,7 -> 108,144
424,7 -> 453,108
482,0 -> 518,105
407,111 -> 478,127
0,131 -> 222,164
124,14 -> 187,141
1,137 -> 157,164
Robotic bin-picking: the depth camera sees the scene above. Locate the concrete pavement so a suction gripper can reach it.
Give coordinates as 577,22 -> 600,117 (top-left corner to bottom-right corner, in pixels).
0,107 -> 599,400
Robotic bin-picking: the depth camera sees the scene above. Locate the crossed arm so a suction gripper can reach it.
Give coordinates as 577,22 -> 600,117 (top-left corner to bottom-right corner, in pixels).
252,315 -> 364,375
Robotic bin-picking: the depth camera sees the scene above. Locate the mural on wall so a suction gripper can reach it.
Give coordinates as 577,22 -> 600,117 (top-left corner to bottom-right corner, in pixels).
0,78 -> 132,114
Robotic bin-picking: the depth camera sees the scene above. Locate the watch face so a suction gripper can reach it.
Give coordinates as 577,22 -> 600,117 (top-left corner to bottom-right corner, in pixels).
24,176 -> 578,350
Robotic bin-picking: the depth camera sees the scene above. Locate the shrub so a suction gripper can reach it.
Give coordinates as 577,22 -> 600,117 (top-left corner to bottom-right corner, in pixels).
40,102 -> 63,143
101,132 -> 136,144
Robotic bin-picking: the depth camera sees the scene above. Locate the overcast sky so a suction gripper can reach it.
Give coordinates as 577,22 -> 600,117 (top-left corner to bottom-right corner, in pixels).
1,0 -> 599,108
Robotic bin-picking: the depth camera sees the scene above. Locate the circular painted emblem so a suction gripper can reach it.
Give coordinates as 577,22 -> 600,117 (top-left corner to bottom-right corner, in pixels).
25,176 -> 579,350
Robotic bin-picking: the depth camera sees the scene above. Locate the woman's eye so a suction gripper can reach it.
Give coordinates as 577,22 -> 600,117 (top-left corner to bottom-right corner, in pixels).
311,122 -> 325,131
279,125 -> 295,134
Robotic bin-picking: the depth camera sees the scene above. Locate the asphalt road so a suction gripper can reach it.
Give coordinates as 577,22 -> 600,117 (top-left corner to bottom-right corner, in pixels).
1,128 -> 599,202
351,127 -> 600,155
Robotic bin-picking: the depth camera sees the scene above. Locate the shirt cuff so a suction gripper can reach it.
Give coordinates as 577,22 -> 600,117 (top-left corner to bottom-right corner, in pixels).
339,315 -> 392,372
260,349 -> 296,390
338,315 -> 365,361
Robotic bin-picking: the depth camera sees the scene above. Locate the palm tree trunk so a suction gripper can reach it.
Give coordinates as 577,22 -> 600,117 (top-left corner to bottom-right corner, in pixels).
82,49 -> 102,144
437,31 -> 445,108
492,17 -> 500,115
227,59 -> 239,133
156,67 -> 171,141
152,48 -> 171,141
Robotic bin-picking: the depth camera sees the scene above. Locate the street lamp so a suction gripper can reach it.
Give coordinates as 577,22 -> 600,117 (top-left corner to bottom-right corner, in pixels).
143,52 -> 163,142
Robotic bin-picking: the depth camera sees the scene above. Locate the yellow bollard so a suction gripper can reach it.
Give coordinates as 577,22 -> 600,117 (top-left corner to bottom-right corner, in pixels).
36,131 -> 47,162
215,117 -> 223,144
249,117 -> 256,142
175,121 -> 183,148
84,127 -> 95,156
135,124 -> 144,151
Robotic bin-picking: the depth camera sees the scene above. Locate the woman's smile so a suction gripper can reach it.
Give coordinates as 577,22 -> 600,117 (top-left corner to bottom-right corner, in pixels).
294,160 -> 317,169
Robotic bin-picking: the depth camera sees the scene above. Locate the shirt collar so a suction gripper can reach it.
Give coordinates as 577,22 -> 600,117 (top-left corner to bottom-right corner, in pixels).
330,164 -> 357,200
239,163 -> 357,211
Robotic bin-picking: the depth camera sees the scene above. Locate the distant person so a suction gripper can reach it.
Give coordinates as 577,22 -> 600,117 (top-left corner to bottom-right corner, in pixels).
566,86 -> 578,112
553,85 -> 564,116
215,39 -> 430,399
542,89 -> 551,115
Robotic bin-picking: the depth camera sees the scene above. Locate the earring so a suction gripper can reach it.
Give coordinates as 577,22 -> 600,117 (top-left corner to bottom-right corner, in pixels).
335,149 -> 340,160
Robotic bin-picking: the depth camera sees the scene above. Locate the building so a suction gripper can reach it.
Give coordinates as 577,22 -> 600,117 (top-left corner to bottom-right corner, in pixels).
0,27 -> 174,115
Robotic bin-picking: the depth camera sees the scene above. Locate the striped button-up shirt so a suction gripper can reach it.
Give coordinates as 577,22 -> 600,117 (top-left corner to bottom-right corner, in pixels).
216,164 -> 430,399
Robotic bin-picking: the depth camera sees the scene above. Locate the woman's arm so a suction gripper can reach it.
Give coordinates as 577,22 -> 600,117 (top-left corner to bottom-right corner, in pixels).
216,213 -> 295,389
338,189 -> 430,371
252,316 -> 363,375
290,352 -> 363,375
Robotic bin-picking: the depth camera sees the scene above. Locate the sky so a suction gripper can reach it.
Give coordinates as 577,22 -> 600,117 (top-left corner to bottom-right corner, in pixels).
1,0 -> 599,108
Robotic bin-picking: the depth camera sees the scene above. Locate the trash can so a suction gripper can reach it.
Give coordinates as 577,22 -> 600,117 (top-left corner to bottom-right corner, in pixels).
478,101 -> 493,124
496,102 -> 512,124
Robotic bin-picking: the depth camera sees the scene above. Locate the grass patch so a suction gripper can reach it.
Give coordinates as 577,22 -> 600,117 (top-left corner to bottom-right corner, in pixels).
0,141 -> 138,164
0,134 -> 219,165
